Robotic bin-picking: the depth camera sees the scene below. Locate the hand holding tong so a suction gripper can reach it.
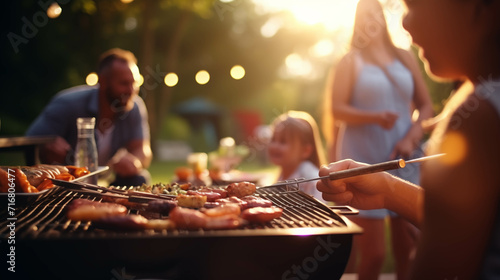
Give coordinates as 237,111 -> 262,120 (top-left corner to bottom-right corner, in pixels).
260,153 -> 445,189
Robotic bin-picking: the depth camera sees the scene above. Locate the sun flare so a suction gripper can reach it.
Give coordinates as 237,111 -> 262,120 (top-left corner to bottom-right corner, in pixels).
252,0 -> 410,49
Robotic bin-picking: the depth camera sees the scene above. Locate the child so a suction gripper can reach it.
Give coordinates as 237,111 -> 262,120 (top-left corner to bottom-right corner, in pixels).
267,111 -> 327,202
318,0 -> 500,279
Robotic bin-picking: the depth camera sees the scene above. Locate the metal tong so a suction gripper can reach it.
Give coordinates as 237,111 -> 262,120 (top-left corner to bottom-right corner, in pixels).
259,153 -> 445,190
51,179 -> 177,203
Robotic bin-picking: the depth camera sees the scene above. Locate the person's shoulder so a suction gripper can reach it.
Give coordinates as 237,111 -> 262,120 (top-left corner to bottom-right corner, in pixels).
394,47 -> 417,67
132,94 -> 148,114
54,85 -> 98,101
338,51 -> 359,67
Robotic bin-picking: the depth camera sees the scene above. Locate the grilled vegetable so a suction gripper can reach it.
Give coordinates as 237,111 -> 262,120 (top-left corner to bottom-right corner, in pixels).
177,194 -> 207,208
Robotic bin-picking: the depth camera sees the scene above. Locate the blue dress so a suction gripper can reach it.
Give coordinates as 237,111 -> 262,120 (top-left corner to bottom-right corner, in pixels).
338,59 -> 421,218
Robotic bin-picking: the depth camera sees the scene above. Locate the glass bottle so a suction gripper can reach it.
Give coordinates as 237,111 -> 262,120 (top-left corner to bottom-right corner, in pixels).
75,117 -> 98,184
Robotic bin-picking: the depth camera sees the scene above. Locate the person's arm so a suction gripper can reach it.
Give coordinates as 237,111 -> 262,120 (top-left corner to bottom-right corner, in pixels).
109,139 -> 152,177
39,136 -> 71,164
390,49 -> 434,159
332,53 -> 399,129
127,138 -> 152,169
410,96 -> 500,279
26,94 -> 73,165
317,160 -> 424,227
108,96 -> 152,177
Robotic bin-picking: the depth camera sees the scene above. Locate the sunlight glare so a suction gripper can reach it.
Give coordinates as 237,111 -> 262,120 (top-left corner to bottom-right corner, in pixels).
252,0 -> 411,49
260,17 -> 283,38
252,0 -> 359,31
310,39 -> 335,57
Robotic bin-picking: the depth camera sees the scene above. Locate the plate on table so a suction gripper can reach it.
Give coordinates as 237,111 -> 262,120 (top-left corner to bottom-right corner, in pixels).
0,166 -> 109,207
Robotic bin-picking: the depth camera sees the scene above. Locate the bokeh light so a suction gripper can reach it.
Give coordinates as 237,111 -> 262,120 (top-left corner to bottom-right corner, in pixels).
195,70 -> 210,85
164,73 -> 179,87
120,0 -> 134,3
310,39 -> 335,57
284,53 -> 312,77
230,65 -> 245,80
47,3 -> 62,19
85,72 -> 98,86
441,132 -> 467,166
137,74 -> 144,87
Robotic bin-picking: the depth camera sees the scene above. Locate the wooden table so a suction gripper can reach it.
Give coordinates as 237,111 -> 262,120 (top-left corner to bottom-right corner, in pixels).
0,136 -> 56,165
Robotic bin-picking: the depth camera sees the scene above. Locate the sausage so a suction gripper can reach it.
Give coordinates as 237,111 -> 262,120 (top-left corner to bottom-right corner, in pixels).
241,206 -> 283,223
169,207 -> 207,230
14,168 -> 38,193
240,196 -> 273,208
215,197 -> 248,210
66,166 -> 90,178
187,190 -> 221,202
36,179 -> 54,191
226,181 -> 256,198
202,203 -> 241,217
66,199 -> 127,221
205,214 -> 241,230
94,214 -> 149,231
0,168 -> 10,193
146,199 -> 178,215
198,187 -> 228,198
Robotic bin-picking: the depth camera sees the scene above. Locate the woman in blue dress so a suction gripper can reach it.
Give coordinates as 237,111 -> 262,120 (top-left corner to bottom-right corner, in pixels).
324,0 -> 434,279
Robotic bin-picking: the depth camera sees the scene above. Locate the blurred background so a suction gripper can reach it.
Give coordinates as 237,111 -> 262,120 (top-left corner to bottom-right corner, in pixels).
0,0 -> 453,163
0,1 -> 456,273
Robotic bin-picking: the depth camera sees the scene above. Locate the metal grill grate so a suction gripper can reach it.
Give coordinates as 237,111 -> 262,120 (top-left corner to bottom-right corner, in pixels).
0,186 -> 357,239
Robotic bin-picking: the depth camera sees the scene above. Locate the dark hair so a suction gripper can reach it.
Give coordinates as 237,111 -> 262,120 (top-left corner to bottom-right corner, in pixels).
97,48 -> 137,75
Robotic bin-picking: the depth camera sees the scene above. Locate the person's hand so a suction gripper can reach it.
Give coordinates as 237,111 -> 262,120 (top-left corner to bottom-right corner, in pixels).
109,150 -> 143,177
390,138 -> 416,160
377,111 -> 399,130
316,159 -> 396,210
389,123 -> 424,159
40,136 -> 71,164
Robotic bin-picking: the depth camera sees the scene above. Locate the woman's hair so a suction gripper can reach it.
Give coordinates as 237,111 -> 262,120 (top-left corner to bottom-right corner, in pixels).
270,111 -> 326,168
351,0 -> 393,52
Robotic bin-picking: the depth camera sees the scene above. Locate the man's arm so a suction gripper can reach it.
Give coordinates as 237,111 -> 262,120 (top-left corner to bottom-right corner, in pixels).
108,139 -> 152,177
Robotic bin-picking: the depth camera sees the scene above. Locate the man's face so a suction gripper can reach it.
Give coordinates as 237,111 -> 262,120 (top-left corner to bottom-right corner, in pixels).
101,60 -> 139,114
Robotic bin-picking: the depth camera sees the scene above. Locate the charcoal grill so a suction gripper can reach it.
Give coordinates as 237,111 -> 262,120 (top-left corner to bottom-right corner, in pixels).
0,186 -> 362,280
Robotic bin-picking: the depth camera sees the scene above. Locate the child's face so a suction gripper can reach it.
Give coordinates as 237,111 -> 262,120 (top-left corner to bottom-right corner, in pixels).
402,0 -> 482,80
267,127 -> 305,168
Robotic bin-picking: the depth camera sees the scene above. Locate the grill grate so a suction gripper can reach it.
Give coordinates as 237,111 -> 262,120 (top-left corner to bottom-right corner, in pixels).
0,186 -> 357,240
0,186 -> 361,280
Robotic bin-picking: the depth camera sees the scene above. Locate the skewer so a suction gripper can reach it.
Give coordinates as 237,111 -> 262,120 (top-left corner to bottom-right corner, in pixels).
51,179 -> 177,201
259,153 -> 445,189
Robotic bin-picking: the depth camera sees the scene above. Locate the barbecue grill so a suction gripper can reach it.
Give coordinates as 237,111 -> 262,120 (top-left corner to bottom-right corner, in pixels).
0,186 -> 362,280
